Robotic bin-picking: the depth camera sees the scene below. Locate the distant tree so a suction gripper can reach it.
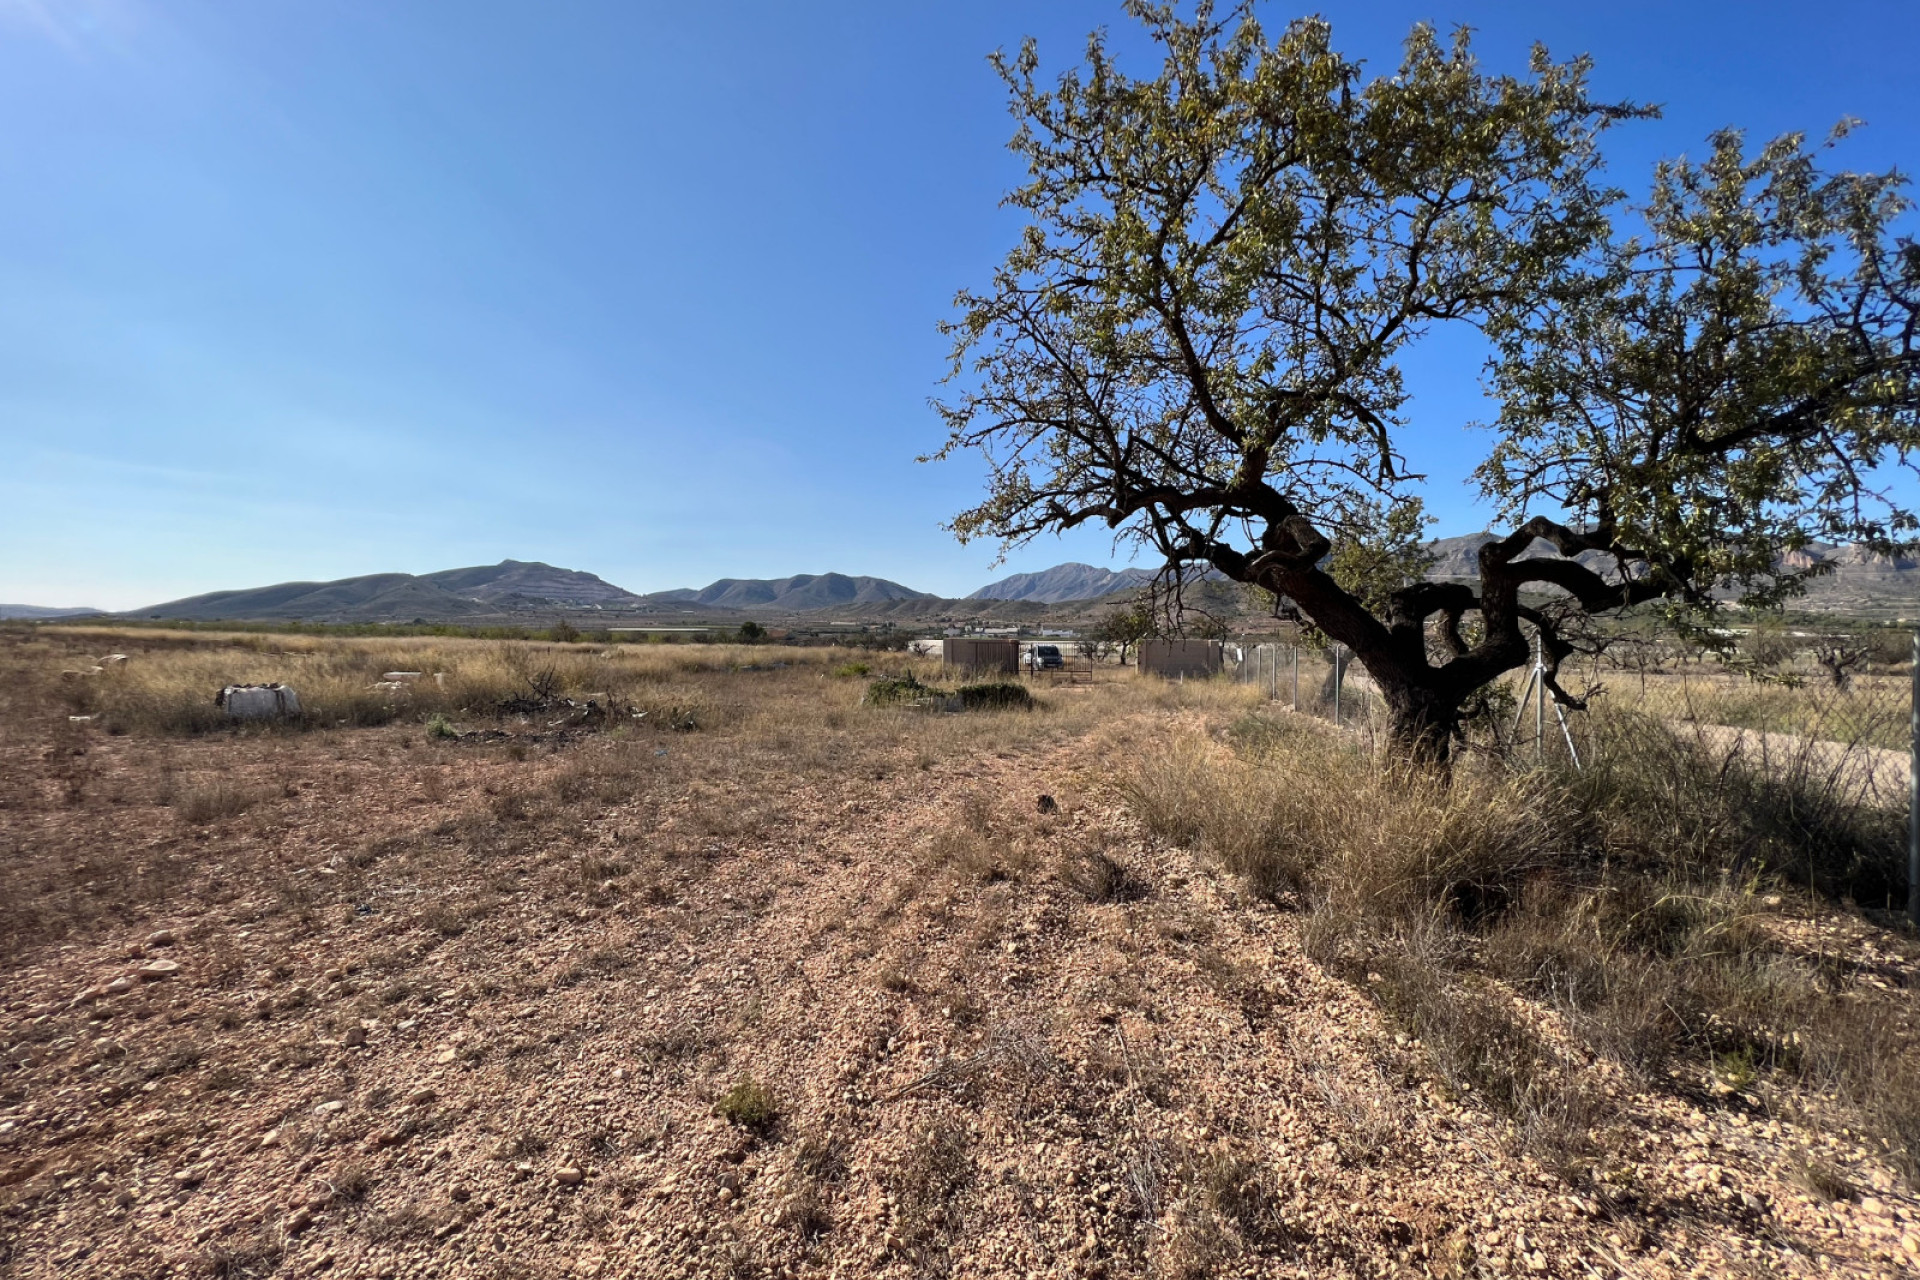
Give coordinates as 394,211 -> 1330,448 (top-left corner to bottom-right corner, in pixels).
736,620 -> 768,644
935,5 -> 1920,762
1076,636 -> 1115,662
1096,603 -> 1159,666
1737,618 -> 1799,671
1811,636 -> 1871,690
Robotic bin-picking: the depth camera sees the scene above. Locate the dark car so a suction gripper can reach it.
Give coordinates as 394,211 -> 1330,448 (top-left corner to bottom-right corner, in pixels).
1032,644 -> 1065,669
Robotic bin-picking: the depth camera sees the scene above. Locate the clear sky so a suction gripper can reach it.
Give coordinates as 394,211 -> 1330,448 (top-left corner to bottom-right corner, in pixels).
2,0 -> 1916,609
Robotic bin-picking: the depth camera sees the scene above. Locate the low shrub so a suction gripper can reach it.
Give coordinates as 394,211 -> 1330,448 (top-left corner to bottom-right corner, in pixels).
178,780 -> 266,824
954,682 -> 1033,711
864,673 -> 940,707
715,1075 -> 780,1131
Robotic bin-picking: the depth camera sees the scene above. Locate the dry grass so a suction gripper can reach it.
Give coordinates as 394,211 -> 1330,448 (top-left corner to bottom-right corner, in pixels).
1128,701 -> 1920,1180
2,626 -> 1250,960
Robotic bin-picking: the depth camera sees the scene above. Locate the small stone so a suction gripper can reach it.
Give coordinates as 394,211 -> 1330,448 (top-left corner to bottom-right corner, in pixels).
717,1187 -> 734,1204
174,1166 -> 206,1187
556,1167 -> 585,1186
104,977 -> 135,996
146,929 -> 176,947
314,1100 -> 346,1115
137,960 -> 180,982
435,1049 -> 458,1065
286,1208 -> 313,1235
407,1088 -> 437,1107
450,1185 -> 472,1203
260,1129 -> 281,1148
343,1027 -> 368,1048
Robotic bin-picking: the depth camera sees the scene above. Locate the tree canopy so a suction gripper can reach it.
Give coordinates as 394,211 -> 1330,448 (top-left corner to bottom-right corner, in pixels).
934,2 -> 1920,759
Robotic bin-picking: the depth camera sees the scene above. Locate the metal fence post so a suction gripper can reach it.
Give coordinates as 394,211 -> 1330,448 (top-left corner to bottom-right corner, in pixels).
1535,631 -> 1545,766
1333,647 -> 1342,727
1291,646 -> 1298,710
1909,628 -> 1918,926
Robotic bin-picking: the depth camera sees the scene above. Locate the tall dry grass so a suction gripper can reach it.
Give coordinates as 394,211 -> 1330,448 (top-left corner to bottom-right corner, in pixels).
1127,704 -> 1920,1180
44,631 -> 859,735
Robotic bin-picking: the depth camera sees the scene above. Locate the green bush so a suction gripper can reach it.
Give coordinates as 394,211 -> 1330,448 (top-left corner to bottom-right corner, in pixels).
864,673 -> 940,706
832,662 -> 872,678
954,682 -> 1034,711
425,714 -> 458,740
715,1076 -> 779,1131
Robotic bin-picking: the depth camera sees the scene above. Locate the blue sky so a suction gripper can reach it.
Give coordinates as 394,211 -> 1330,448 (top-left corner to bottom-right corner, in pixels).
2,1 -> 1916,609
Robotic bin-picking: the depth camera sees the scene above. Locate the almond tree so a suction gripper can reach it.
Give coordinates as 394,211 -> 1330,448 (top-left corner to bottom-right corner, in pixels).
934,3 -> 1920,761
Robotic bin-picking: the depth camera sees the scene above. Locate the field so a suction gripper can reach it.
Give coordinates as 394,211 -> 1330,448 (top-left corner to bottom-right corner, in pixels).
3,625 -> 1919,1279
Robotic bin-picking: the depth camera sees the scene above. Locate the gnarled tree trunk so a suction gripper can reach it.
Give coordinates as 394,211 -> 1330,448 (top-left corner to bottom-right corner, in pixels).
1379,681 -> 1463,769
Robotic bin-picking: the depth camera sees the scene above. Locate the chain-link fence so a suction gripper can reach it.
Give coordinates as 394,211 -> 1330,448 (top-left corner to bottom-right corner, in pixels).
1233,642 -> 1391,742
1233,634 -> 1914,793
1237,629 -> 1920,916
1233,633 -> 1920,918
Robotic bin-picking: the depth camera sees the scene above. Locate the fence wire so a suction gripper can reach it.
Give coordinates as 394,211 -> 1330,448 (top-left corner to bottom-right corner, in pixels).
1234,637 -> 1911,792
1232,632 -> 1920,921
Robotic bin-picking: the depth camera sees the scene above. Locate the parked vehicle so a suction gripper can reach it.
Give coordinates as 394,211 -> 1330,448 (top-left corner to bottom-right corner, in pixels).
1031,644 -> 1064,670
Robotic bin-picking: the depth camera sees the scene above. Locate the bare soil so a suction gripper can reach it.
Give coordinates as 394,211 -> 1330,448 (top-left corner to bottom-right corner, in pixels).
2,636 -> 1918,1279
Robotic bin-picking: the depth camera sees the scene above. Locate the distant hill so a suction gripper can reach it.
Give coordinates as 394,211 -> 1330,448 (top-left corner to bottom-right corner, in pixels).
1425,533 -> 1619,581
645,574 -> 933,611
0,603 -> 104,620
419,560 -> 645,609
1426,533 -> 1920,620
134,560 -> 646,622
969,563 -> 1155,604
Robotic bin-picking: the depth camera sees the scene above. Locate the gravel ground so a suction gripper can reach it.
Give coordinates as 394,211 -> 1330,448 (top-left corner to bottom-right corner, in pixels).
3,686 -> 1918,1279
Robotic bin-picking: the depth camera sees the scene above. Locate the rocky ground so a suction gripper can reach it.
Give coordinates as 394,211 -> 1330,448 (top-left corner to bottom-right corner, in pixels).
2,651 -> 1918,1279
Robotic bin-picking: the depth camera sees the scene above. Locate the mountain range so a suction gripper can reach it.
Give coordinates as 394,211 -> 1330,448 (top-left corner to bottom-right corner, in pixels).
968,562 -> 1156,604
22,541 -> 1920,625
1424,534 -> 1920,618
0,603 -> 103,620
646,574 -> 933,611
131,561 -> 651,623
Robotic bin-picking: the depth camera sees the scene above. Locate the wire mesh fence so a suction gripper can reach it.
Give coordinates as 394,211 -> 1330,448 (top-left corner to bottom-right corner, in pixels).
1234,636 -> 1913,789
1233,642 -> 1391,743
1233,630 -> 1920,922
